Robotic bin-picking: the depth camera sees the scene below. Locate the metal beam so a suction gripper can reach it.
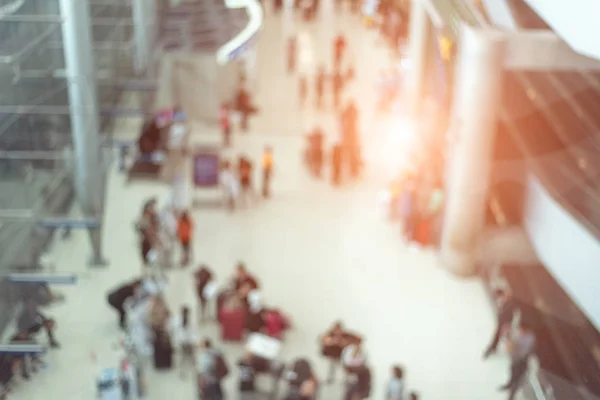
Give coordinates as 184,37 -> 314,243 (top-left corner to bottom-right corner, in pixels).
0,14 -> 62,22
0,209 -> 34,219
0,15 -> 134,25
501,29 -> 600,70
0,105 -> 149,116
0,25 -> 60,64
0,150 -> 70,160
8,273 -> 78,284
0,344 -> 46,355
46,41 -> 132,51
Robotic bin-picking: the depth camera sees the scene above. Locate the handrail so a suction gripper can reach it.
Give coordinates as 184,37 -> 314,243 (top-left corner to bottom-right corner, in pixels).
0,0 -> 26,19
215,0 -> 263,65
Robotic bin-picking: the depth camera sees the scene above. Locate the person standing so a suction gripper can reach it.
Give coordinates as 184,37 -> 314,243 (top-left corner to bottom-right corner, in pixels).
333,34 -> 346,71
172,306 -> 198,379
220,161 -> 239,211
331,143 -> 343,186
195,265 -> 214,322
287,36 -> 297,74
197,339 -> 228,400
483,289 -> 519,358
386,365 -> 405,400
219,103 -> 232,147
176,210 -> 193,267
332,70 -> 345,110
344,364 -> 371,400
498,324 -> 536,400
238,156 -> 255,206
316,66 -> 326,110
308,127 -> 324,177
299,75 -> 308,108
262,146 -> 274,198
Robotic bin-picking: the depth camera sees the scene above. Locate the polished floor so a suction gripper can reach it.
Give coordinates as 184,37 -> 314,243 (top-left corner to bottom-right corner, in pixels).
8,2 -> 512,399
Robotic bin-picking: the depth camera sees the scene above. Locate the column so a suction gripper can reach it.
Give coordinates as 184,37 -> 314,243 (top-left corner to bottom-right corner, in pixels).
59,0 -> 107,265
440,26 -> 505,276
405,0 -> 432,117
132,0 -> 156,73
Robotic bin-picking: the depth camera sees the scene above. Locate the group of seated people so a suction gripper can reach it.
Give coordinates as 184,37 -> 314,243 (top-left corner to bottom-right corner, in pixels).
320,321 -> 419,400
0,284 -> 62,398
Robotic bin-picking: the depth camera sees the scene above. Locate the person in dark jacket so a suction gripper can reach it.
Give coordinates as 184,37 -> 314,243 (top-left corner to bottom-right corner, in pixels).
483,289 -> 519,358
107,280 -> 142,329
17,300 -> 59,348
344,364 -> 372,400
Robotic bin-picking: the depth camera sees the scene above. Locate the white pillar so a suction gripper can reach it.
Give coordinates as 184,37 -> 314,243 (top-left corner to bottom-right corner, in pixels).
59,0 -> 106,265
441,26 -> 505,276
405,0 -> 432,116
132,0 -> 155,73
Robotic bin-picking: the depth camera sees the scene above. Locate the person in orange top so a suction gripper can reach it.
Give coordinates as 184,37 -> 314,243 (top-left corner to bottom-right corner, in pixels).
219,103 -> 231,147
262,146 -> 274,198
177,210 -> 193,266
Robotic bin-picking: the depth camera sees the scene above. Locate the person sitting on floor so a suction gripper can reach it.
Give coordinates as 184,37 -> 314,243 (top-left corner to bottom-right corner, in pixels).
17,300 -> 59,348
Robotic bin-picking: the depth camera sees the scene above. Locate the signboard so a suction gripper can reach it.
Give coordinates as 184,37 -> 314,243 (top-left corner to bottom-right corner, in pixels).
193,151 -> 220,187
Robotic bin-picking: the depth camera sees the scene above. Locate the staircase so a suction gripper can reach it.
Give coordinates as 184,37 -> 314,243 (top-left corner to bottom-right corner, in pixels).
157,0 -> 249,52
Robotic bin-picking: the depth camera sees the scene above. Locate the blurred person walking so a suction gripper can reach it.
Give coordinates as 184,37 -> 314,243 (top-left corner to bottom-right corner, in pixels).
498,324 -> 536,400
262,146 -> 274,198
315,66 -> 326,110
176,210 -> 193,267
483,289 -> 519,358
219,103 -> 232,147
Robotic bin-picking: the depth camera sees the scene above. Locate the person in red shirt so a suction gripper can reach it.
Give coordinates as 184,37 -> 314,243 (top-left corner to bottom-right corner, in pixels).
220,103 -> 232,147
177,210 -> 193,266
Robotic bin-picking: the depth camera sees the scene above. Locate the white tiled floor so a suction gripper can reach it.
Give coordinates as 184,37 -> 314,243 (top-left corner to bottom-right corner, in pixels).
9,2 -> 512,399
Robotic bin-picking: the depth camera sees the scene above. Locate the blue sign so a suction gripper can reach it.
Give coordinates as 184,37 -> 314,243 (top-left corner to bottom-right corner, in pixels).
193,152 -> 220,187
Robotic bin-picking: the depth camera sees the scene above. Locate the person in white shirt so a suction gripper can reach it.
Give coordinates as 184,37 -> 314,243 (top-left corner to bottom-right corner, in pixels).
171,306 -> 198,379
220,161 -> 239,211
386,365 -> 405,400
342,340 -> 367,370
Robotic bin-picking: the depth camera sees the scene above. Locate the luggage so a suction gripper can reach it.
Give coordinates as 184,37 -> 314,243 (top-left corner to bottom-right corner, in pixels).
220,307 -> 245,341
153,329 -> 173,369
216,290 -> 233,323
246,309 -> 265,333
264,310 -> 290,339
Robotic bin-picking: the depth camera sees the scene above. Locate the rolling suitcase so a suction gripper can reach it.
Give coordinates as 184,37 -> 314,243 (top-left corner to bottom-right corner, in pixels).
220,307 -> 245,342
153,330 -> 173,370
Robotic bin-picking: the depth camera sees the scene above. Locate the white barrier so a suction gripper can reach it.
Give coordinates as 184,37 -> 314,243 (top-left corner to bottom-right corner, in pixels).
216,0 -> 263,65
